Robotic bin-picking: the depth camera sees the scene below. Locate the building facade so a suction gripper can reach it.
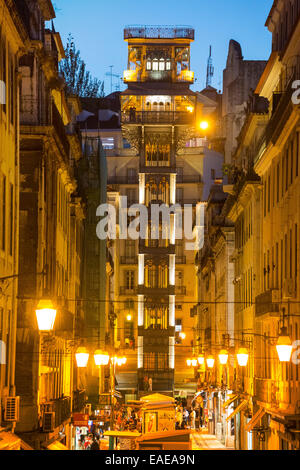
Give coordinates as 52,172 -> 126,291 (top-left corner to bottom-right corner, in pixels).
0,0 -> 29,450
14,1 -> 86,450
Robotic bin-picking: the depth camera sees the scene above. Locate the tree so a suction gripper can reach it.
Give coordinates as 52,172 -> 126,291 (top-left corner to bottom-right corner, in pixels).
60,34 -> 104,98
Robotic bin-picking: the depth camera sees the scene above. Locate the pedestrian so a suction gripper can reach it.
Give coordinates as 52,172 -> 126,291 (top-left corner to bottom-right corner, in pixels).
190,408 -> 196,430
148,377 -> 152,392
144,375 -> 149,391
90,437 -> 100,451
183,408 -> 189,426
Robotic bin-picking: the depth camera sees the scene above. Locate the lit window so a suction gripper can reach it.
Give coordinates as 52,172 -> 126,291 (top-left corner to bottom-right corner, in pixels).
166,61 -> 171,71
152,60 -> 158,71
159,59 -> 165,71
101,137 -> 114,149
146,61 -> 151,71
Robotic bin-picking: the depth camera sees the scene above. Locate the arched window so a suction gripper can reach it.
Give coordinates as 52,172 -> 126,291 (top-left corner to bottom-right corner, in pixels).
152,59 -> 158,71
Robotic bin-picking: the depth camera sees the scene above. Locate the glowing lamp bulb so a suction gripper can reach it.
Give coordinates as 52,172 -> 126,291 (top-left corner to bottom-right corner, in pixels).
199,121 -> 209,131
186,359 -> 192,367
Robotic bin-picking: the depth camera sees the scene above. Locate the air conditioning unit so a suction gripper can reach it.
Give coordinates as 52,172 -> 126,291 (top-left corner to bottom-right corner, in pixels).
283,279 -> 296,298
84,404 -> 92,416
43,411 -> 55,432
4,396 -> 20,422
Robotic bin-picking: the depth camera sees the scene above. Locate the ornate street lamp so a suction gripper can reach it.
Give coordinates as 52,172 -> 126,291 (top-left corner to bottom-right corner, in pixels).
76,347 -> 89,368
206,355 -> 215,368
197,354 -> 205,365
94,350 -> 110,366
276,327 -> 293,362
218,349 -> 229,365
237,347 -> 249,367
35,299 -> 56,331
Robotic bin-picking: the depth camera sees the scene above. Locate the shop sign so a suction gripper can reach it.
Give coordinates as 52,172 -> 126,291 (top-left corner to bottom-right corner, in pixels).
72,413 -> 89,427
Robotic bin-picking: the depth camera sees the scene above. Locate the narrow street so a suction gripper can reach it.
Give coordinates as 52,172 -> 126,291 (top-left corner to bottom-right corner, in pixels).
191,432 -> 231,450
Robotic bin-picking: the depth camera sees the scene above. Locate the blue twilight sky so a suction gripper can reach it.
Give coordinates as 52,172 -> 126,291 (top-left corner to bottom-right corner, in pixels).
51,0 -> 274,95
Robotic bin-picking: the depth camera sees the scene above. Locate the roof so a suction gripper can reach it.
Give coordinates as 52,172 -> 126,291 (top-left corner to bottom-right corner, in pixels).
137,430 -> 192,442
104,431 -> 142,438
124,25 -> 194,40
141,393 -> 175,403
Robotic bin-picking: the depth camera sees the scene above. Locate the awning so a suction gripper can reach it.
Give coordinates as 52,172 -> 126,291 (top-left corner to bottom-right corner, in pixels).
245,407 -> 266,432
226,400 -> 248,422
223,394 -> 238,410
0,431 -> 21,450
47,441 -> 68,450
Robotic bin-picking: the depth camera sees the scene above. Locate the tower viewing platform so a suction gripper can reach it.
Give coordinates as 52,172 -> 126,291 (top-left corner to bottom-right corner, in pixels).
124,25 -> 194,40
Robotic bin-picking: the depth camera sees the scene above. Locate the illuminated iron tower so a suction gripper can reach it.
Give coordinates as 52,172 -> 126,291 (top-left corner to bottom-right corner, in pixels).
121,25 -> 197,395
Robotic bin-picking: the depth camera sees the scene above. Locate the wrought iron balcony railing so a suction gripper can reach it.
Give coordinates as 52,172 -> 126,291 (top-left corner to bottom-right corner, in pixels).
175,285 -> 186,295
121,111 -> 195,125
20,98 -> 70,157
120,256 -> 138,264
119,286 -> 138,295
124,25 -> 194,40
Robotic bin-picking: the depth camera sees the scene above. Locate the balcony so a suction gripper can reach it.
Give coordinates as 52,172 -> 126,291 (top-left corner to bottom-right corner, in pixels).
121,111 -> 195,125
107,175 -> 139,185
255,289 -> 280,318
120,256 -> 138,264
138,285 -> 175,296
20,98 -> 70,157
124,25 -> 194,40
119,286 -> 138,295
176,175 -> 202,184
175,286 -> 186,295
72,390 -> 86,413
255,378 -> 278,405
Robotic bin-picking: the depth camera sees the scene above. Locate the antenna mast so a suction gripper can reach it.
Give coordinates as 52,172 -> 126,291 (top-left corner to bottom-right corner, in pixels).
206,45 -> 214,88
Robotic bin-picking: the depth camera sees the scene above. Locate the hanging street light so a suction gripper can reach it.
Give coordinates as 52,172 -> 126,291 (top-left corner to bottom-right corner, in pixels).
206,355 -> 215,368
218,349 -> 229,365
35,299 -> 57,331
276,327 -> 293,362
197,354 -> 205,365
237,347 -> 249,367
94,350 -> 110,366
76,347 -> 89,368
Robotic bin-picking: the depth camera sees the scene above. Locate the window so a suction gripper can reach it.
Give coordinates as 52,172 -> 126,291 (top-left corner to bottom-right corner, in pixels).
9,183 -> 13,256
125,271 -> 134,289
152,59 -> 158,71
101,137 -> 114,150
159,59 -> 165,71
211,168 -> 216,180
1,175 -> 6,250
146,61 -> 152,71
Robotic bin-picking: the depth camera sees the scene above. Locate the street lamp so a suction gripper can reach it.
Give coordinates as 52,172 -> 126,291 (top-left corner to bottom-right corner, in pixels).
237,347 -> 249,367
276,327 -> 293,362
199,120 -> 209,131
206,355 -> 215,368
94,350 -> 110,366
218,349 -> 229,365
186,358 -> 198,367
179,332 -> 186,340
197,354 -> 205,365
35,299 -> 56,331
76,347 -> 89,368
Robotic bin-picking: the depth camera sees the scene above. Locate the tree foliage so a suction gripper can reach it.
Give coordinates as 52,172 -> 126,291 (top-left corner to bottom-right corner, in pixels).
60,34 -> 104,98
